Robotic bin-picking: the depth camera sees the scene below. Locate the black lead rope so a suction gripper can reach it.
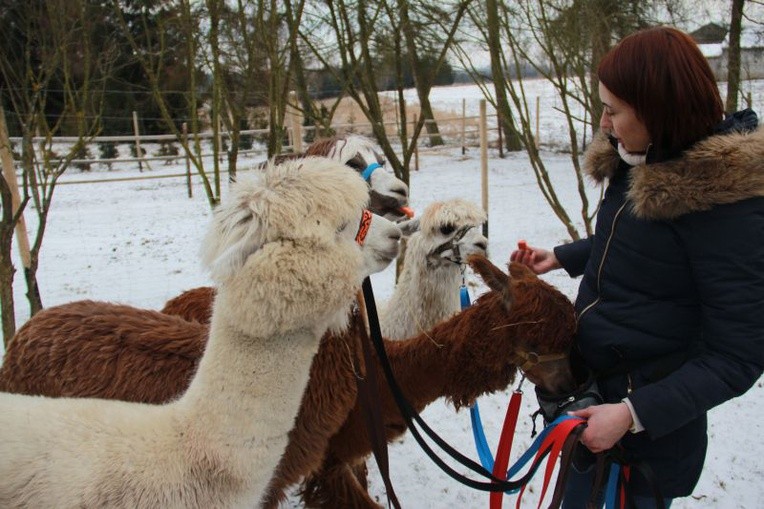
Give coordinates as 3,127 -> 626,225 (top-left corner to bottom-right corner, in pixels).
356,296 -> 402,509
361,277 -> 571,494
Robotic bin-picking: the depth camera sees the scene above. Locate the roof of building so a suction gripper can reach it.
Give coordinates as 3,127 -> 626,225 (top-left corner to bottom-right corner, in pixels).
691,22 -> 728,44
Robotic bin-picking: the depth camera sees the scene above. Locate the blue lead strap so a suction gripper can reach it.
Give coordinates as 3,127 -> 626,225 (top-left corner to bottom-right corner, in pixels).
470,402 -> 496,471
464,279 -> 498,470
361,162 -> 381,181
460,285 -> 471,309
605,463 -> 621,509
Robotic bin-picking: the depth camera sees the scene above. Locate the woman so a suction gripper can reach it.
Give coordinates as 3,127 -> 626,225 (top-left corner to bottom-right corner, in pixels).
511,26 -> 764,508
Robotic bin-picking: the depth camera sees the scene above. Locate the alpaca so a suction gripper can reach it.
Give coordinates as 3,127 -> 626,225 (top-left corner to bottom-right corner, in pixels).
0,253 -> 576,509
0,156 -> 385,508
304,134 -> 409,222
0,206 -> 400,400
162,133 -> 409,322
379,197 -> 488,340
300,256 -> 577,509
161,198 -> 487,333
264,134 -> 410,221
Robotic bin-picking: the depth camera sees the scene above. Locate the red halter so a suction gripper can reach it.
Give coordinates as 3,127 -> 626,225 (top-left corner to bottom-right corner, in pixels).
355,209 -> 373,245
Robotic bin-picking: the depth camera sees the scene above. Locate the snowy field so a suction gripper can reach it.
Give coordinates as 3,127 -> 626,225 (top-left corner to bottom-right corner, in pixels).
3,79 -> 764,508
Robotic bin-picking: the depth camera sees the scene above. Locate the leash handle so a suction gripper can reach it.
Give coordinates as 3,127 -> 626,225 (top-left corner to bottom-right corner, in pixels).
514,418 -> 587,509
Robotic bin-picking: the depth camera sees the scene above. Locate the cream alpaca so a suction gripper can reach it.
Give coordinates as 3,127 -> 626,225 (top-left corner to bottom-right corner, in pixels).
380,198 -> 487,340
0,157 -> 374,508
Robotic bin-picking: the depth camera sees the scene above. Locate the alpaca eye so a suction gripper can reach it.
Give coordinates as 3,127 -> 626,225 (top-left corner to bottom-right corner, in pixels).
346,156 -> 365,171
337,222 -> 349,234
440,224 -> 455,235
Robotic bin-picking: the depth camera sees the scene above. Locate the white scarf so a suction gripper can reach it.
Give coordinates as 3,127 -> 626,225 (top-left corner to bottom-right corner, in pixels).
617,142 -> 647,166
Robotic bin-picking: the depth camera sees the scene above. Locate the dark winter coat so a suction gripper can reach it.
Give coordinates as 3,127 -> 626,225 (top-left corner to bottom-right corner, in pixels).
555,113 -> 764,497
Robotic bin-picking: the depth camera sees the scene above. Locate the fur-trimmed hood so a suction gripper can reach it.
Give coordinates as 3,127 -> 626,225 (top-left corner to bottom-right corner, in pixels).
584,126 -> 764,220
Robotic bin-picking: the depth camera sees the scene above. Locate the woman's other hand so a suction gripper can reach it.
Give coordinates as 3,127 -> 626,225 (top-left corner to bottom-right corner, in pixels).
509,240 -> 561,275
569,403 -> 633,453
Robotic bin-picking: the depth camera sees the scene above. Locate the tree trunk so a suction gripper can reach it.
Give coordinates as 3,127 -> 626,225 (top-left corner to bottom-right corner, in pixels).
725,0 -> 745,113
486,0 -> 522,151
0,177 -> 17,345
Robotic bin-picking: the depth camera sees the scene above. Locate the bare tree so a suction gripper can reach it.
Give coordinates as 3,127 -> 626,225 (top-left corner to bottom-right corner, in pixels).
454,0 -> 681,240
0,0 -> 115,341
301,0 -> 467,185
110,0 -> 226,207
396,1 -> 472,147
485,0 -> 523,151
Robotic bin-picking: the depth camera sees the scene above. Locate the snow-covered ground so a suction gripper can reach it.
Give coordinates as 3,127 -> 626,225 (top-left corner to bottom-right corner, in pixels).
3,80 -> 763,508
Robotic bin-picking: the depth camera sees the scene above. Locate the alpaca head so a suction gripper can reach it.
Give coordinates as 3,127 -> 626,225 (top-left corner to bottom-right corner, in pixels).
306,134 -> 410,222
447,255 -> 577,404
401,198 -> 488,268
201,157 -> 399,337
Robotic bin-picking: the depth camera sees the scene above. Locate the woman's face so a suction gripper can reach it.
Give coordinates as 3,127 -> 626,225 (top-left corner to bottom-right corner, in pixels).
598,83 -> 651,153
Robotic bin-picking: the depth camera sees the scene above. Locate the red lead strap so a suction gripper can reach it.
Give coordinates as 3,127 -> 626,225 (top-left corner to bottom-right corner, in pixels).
489,389 -> 523,509
515,417 -> 586,509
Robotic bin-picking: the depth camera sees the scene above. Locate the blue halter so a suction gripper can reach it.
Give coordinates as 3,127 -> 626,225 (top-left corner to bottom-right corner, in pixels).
361,162 -> 382,182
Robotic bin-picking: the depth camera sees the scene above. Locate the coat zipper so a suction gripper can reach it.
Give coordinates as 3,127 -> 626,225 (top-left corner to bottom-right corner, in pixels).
577,201 -> 628,323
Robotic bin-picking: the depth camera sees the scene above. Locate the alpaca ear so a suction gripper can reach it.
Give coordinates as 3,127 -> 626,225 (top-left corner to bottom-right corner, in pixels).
398,218 -> 420,237
207,234 -> 264,282
468,254 -> 514,308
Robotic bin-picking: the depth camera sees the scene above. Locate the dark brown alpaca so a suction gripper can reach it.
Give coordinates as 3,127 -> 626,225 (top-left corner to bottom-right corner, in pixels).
0,256 -> 575,508
298,256 -> 576,508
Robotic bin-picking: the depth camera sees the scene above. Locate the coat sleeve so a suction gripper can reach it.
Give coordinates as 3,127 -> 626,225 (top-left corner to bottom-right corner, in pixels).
554,238 -> 593,278
628,197 -> 764,440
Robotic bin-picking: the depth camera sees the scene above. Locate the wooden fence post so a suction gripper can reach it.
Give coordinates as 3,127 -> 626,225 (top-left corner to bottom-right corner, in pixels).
132,110 -> 144,172
0,106 -> 32,270
413,113 -> 419,172
479,99 -> 488,239
497,110 -> 504,158
183,122 -> 192,198
218,115 -> 225,164
290,92 -> 303,154
461,98 -> 466,155
535,96 -> 540,148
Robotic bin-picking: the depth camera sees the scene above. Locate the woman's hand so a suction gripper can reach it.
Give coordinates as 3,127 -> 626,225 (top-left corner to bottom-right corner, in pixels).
569,403 -> 633,453
509,241 -> 561,275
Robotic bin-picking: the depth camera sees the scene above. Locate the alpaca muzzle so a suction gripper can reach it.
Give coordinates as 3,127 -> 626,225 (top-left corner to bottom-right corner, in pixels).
534,369 -> 602,426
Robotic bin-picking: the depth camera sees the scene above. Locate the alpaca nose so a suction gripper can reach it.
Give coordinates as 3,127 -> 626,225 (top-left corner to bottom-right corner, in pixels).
391,185 -> 408,200
476,240 -> 487,251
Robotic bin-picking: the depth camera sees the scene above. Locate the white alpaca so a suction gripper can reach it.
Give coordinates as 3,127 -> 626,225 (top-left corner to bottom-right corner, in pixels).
0,157 -> 391,508
305,134 -> 410,221
380,198 -> 488,340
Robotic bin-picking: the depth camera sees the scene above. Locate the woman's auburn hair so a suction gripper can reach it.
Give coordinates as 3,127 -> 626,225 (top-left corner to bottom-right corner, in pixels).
597,26 -> 724,158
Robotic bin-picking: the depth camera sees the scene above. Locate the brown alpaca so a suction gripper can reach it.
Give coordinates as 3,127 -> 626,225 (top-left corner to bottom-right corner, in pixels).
0,301 -> 204,402
0,256 -> 575,508
298,256 -> 576,508
161,286 -> 216,324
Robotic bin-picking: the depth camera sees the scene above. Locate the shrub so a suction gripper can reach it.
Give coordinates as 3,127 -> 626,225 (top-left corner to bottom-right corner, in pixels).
98,142 -> 118,170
